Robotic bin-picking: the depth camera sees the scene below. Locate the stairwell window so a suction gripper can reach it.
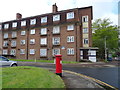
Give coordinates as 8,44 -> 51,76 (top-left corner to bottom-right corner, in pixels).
83,38 -> 88,44
40,38 -> 47,45
12,32 -> 17,38
11,40 -> 16,47
53,14 -> 60,21
67,12 -> 74,19
21,20 -> 26,26
20,40 -> 25,45
30,39 -> 35,44
41,28 -> 47,35
53,37 -> 60,45
83,28 -> 88,33
82,16 -> 88,22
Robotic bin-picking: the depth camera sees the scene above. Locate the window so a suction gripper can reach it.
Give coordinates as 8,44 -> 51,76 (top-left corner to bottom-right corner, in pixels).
20,49 -> 25,54
53,14 -> 60,21
11,40 -> 16,47
67,48 -> 74,55
3,50 -> 8,55
83,38 -> 88,44
20,40 -> 25,45
67,12 -> 74,19
3,41 -> 8,47
4,33 -> 8,39
40,38 -> 47,45
30,39 -> 35,44
83,28 -> 88,33
53,49 -> 60,55
67,36 -> 74,42
30,49 -> 35,54
53,26 -> 60,34
10,49 -> 16,55
30,19 -> 36,25
41,28 -> 47,35
82,16 -> 88,22
4,24 -> 9,29
67,25 -> 74,30
41,17 -> 47,23
21,20 -> 26,26
21,31 -> 26,35
12,22 -> 17,28
53,37 -> 60,45
30,29 -> 35,34
12,32 -> 17,38
40,49 -> 47,56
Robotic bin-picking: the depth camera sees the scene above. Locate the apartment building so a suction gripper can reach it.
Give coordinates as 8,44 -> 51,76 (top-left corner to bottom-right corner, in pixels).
1,4 -> 98,62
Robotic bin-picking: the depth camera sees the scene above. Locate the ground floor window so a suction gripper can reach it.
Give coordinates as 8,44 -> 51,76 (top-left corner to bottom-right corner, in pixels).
40,49 -> 47,56
10,49 -> 16,55
3,50 -> 8,55
53,48 -> 60,55
30,49 -> 35,54
67,48 -> 74,55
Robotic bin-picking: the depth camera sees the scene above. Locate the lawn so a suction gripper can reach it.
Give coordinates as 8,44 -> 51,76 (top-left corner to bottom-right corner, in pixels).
10,59 -> 79,64
2,66 -> 65,88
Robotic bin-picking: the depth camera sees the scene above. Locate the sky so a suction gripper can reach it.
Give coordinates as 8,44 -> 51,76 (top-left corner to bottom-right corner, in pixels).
0,0 -> 119,25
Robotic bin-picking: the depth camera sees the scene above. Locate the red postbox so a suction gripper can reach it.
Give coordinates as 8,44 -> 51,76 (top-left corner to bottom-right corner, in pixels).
55,55 -> 62,77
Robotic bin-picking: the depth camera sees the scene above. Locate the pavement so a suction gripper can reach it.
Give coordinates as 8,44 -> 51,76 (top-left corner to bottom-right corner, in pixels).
17,61 -> 119,89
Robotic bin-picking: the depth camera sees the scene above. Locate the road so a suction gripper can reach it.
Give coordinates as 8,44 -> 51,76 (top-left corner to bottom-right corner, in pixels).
18,62 -> 119,89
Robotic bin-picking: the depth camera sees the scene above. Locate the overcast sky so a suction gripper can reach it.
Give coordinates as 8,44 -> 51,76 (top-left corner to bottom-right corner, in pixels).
0,0 -> 119,25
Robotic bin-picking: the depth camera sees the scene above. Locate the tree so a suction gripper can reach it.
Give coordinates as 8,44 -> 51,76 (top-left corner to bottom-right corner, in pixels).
92,18 -> 118,59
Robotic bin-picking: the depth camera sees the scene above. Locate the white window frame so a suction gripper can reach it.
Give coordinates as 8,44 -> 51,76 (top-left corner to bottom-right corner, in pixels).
10,49 -> 16,56
12,32 -> 17,38
67,48 -> 74,55
40,49 -> 47,56
67,25 -> 74,31
41,28 -> 47,35
30,19 -> 36,25
3,41 -> 8,47
21,31 -> 26,35
83,38 -> 89,44
67,36 -> 74,42
21,20 -> 26,26
67,12 -> 74,19
3,50 -> 8,55
53,26 -> 60,34
52,37 -> 60,45
41,17 -> 47,23
12,22 -> 17,28
82,16 -> 88,22
4,24 -> 9,29
11,40 -> 16,47
53,48 -> 60,55
30,39 -> 35,44
30,49 -> 35,54
83,28 -> 88,33
40,38 -> 47,45
30,29 -> 35,34
4,33 -> 8,39
53,14 -> 60,21
20,40 -> 25,45
20,49 -> 25,54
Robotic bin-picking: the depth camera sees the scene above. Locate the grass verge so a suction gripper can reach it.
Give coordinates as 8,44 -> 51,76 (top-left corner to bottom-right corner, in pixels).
10,59 -> 79,64
2,66 -> 65,88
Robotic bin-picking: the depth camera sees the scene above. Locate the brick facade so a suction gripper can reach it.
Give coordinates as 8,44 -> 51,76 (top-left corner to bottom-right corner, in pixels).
1,4 -> 93,61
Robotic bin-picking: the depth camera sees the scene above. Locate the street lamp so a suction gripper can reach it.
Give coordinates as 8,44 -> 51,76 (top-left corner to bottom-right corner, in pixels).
104,36 -> 107,60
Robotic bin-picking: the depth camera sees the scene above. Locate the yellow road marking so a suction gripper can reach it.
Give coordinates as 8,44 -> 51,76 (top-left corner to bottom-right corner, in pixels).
63,70 -> 118,90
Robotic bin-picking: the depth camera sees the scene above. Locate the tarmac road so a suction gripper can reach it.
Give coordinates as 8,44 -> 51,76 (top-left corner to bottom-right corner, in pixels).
18,61 -> 119,89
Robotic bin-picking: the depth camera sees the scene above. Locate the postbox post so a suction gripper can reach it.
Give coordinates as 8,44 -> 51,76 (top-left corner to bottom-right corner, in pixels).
55,55 -> 62,77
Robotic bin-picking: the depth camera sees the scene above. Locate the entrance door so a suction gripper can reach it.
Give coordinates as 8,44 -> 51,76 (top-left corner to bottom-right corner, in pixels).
83,50 -> 88,59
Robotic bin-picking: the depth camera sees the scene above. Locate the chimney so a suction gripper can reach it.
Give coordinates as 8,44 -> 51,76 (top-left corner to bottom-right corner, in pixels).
52,3 -> 58,13
16,13 -> 22,20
